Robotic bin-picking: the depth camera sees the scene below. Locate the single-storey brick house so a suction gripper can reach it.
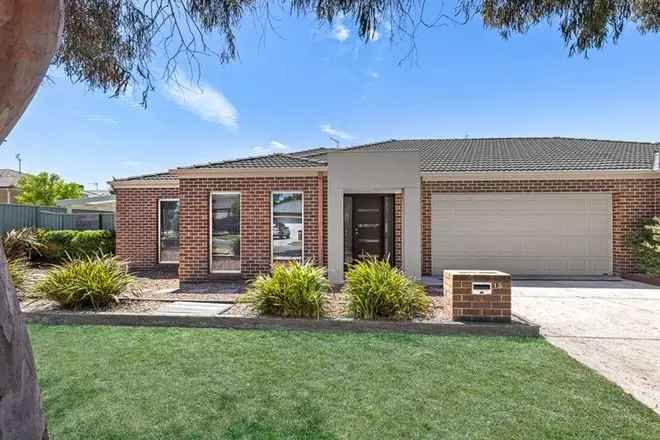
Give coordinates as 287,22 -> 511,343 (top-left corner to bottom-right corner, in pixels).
110,137 -> 660,283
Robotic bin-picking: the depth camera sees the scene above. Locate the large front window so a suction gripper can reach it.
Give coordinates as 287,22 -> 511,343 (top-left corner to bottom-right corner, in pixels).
210,193 -> 241,273
272,192 -> 303,264
159,199 -> 179,263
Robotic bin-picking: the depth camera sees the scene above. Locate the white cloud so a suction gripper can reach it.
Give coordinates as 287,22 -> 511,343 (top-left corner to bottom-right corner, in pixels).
165,72 -> 238,129
320,124 -> 353,140
367,70 -> 381,80
253,140 -> 289,155
332,23 -> 350,42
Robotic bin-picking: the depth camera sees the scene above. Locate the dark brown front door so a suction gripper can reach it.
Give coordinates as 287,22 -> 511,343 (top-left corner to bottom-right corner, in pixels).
352,195 -> 385,260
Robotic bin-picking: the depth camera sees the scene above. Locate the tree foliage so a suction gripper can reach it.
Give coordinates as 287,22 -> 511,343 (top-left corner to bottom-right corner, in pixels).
53,1 -> 660,105
471,0 -> 660,55
16,172 -> 84,206
628,216 -> 660,276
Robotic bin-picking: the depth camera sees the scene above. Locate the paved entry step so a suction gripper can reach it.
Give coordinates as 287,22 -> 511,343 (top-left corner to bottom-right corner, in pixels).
157,302 -> 233,316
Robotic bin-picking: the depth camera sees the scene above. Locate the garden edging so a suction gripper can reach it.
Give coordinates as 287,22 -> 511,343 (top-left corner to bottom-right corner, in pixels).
23,311 -> 540,337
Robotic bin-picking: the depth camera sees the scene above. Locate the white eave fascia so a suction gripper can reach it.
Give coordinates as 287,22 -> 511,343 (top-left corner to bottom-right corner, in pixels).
421,169 -> 660,181
172,167 -> 327,178
110,179 -> 179,189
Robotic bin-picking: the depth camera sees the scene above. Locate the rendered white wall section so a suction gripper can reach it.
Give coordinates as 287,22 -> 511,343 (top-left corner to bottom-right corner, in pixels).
327,151 -> 421,283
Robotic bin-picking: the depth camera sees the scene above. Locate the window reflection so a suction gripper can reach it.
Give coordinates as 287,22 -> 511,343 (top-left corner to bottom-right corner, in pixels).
211,193 -> 240,272
272,192 -> 303,263
159,200 -> 179,263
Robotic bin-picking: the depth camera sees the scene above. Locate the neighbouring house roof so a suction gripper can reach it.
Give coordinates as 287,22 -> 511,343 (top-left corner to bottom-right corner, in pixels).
0,169 -> 27,187
82,190 -> 112,198
57,194 -> 116,207
111,137 -> 660,184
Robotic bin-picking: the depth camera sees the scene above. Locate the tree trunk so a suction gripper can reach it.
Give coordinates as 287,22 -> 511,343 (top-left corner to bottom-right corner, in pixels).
0,0 -> 63,138
0,1 -> 64,439
0,245 -> 49,440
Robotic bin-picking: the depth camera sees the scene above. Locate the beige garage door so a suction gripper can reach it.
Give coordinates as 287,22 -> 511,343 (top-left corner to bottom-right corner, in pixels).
431,193 -> 612,275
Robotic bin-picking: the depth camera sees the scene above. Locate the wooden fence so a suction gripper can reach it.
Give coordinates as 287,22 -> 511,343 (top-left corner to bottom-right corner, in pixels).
0,204 -> 114,233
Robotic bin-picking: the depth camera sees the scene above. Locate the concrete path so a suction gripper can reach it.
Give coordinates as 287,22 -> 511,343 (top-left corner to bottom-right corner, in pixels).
513,279 -> 660,414
157,302 -> 232,316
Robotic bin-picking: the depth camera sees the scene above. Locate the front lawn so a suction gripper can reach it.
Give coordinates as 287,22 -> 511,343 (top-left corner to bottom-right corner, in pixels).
30,325 -> 659,439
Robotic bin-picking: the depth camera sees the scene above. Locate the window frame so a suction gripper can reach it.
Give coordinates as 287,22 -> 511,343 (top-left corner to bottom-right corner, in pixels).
271,190 -> 304,265
158,198 -> 180,264
209,191 -> 242,274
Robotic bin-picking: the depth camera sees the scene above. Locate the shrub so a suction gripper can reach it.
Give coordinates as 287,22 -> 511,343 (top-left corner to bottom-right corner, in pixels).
344,258 -> 431,320
2,228 -> 45,260
7,257 -> 29,291
240,261 -> 330,318
628,217 -> 660,276
36,229 -> 115,261
36,255 -> 139,309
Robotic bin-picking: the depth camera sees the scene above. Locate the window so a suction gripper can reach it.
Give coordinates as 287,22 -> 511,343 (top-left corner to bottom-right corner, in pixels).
272,192 -> 303,263
210,193 -> 240,273
159,199 -> 179,263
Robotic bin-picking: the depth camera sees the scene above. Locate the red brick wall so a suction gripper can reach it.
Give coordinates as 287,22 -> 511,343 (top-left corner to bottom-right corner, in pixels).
421,178 -> 660,276
178,176 -> 324,282
115,187 -> 179,269
321,174 -> 328,266
444,271 -> 512,322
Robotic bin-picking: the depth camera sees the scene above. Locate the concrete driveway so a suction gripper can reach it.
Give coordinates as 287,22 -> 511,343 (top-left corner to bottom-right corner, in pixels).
513,279 -> 660,414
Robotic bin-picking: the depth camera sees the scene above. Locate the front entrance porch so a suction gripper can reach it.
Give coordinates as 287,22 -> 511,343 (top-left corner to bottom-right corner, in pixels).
326,150 -> 422,283
343,194 -> 395,266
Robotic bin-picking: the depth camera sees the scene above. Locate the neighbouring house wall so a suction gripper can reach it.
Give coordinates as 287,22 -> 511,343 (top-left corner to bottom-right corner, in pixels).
421,178 -> 660,276
115,187 -> 180,269
0,187 -> 20,204
178,176 -> 324,282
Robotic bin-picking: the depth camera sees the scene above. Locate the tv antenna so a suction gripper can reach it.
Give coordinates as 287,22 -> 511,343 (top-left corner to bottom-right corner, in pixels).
328,136 -> 340,147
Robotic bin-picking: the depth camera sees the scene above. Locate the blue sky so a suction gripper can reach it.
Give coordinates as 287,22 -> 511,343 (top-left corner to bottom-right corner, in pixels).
3,12 -> 660,190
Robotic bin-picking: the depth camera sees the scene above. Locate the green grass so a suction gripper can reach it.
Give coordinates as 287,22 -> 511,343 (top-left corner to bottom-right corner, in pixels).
30,325 -> 659,440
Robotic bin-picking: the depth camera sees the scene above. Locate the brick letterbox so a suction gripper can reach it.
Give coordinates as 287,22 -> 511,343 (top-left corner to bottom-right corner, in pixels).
443,270 -> 512,322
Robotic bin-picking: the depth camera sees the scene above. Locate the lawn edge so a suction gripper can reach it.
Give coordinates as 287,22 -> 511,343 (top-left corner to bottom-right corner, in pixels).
23,311 -> 539,337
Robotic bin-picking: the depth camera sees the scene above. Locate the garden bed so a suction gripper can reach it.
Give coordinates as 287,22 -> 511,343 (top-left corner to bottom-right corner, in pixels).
18,266 -> 533,336
19,267 -> 451,320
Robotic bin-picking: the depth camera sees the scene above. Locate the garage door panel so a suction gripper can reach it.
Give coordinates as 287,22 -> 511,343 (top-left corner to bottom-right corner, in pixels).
431,193 -> 612,275
433,256 -> 611,275
435,213 -> 598,235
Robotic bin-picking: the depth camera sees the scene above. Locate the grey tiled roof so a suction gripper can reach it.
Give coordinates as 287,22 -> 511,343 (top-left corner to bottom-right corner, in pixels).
114,172 -> 177,182
288,147 -> 338,162
114,137 -> 659,181
181,153 -> 325,169
342,137 -> 659,172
